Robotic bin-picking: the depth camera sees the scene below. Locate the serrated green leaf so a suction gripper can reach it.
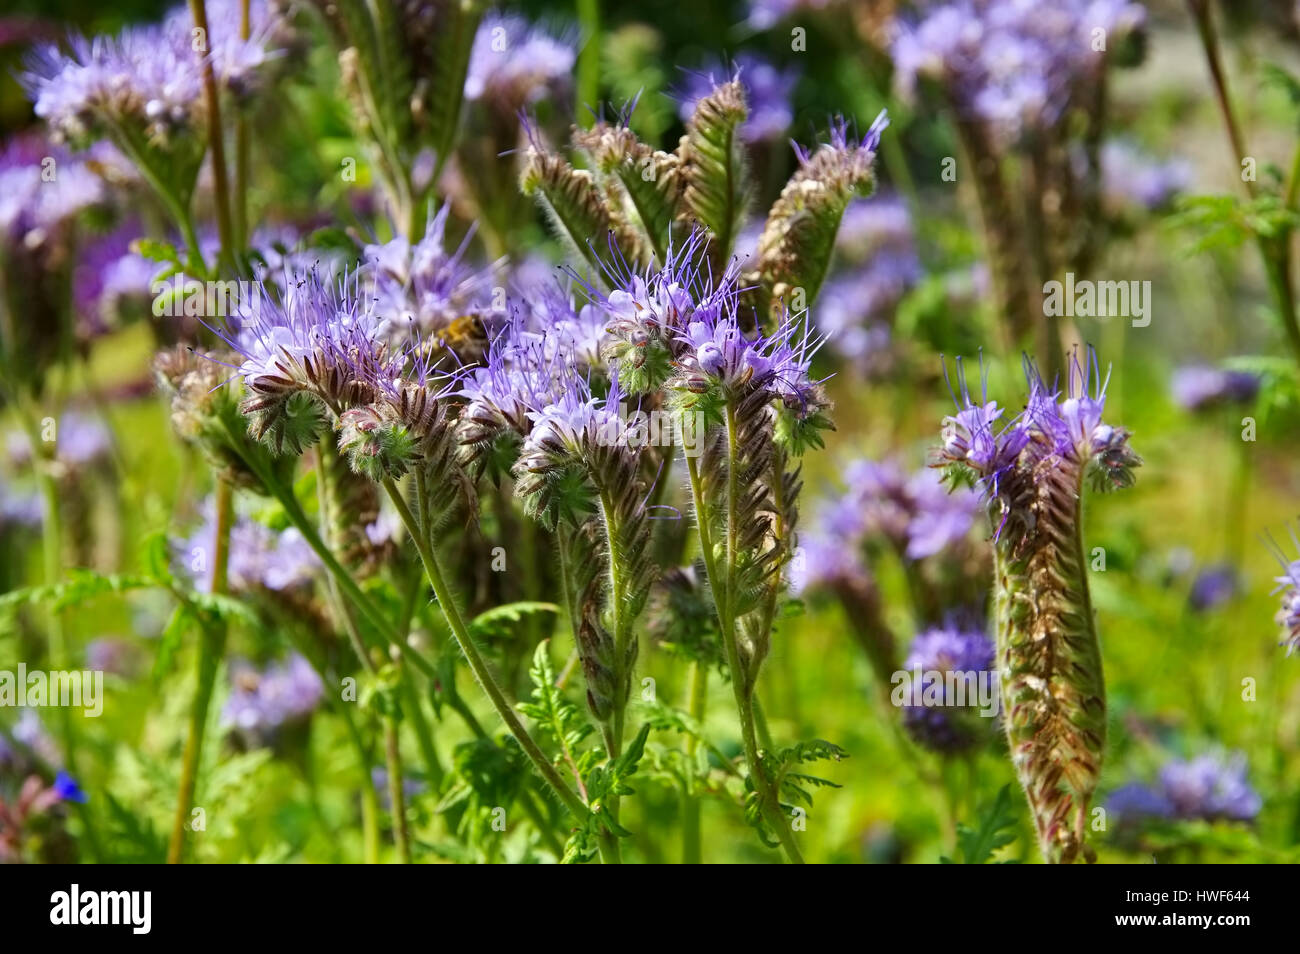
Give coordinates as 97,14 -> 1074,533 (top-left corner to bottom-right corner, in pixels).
950,784 -> 1020,864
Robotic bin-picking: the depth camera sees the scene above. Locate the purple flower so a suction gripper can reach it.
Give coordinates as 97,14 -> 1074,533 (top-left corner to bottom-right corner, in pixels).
223,653 -> 324,738
900,624 -> 997,754
464,13 -> 575,108
521,371 -> 625,458
904,468 -> 980,559
210,267 -> 392,402
0,479 -> 43,530
458,298 -> 591,438
1107,751 -> 1261,825
6,711 -> 60,769
790,529 -> 870,593
893,1 -> 1146,147
1188,563 -> 1238,612
178,501 -> 321,593
944,348 -> 1138,498
84,637 -> 138,676
24,0 -> 286,144
936,359 -> 1026,483
791,113 -> 889,184
0,135 -> 103,258
73,224 -> 156,339
1171,365 -> 1260,412
1159,753 -> 1261,822
1270,534 -> 1300,656
1098,140 -> 1191,211
746,0 -> 836,30
835,194 -> 917,261
1106,782 -> 1175,821
6,409 -> 111,469
363,206 -> 504,350
795,455 -> 979,591
678,55 -> 798,144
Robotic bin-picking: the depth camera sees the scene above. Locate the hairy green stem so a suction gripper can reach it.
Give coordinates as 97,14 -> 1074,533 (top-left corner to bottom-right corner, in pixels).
682,659 -> 708,864
222,426 -> 435,679
167,477 -> 232,864
687,435 -> 804,864
381,479 -> 589,822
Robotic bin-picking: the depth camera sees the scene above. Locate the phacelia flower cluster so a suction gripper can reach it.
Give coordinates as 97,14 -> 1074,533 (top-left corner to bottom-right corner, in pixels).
363,206 -> 505,356
179,503 -> 321,593
893,0 -> 1146,147
24,0 -> 288,147
1108,752 -> 1262,824
223,654 -> 324,743
1271,538 -> 1300,657
900,624 -> 997,754
1170,364 -> 1260,412
813,193 -> 922,374
936,348 -> 1141,539
0,136 -> 103,264
464,13 -> 576,110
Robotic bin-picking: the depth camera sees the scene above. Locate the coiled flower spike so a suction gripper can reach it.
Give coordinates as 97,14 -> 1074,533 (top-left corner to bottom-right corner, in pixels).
934,347 -> 1141,863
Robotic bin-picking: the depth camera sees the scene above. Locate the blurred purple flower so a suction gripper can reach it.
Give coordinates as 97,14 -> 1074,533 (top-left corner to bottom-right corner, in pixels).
1170,365 -> 1260,412
178,502 -> 321,593
465,13 -> 575,108
6,409 -> 111,469
73,224 -> 155,339
1107,751 -> 1261,825
1159,753 -> 1261,822
1188,563 -> 1238,612
746,0 -> 836,30
53,770 -> 86,803
893,0 -> 1146,147
678,54 -> 798,144
1098,140 -> 1191,211
223,653 -> 324,736
900,624 -> 996,754
84,637 -> 138,677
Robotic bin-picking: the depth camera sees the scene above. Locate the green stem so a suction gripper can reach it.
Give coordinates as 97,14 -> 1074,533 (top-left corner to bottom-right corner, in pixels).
1188,0 -> 1300,369
167,478 -> 232,864
338,701 -> 381,864
381,479 -> 589,822
232,0 -> 251,251
681,660 -> 708,864
575,0 -> 601,125
189,0 -> 236,274
223,427 -> 436,679
384,723 -> 412,863
686,436 -> 804,865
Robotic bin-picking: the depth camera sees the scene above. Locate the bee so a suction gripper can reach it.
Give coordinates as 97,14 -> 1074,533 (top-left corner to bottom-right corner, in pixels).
430,313 -> 490,364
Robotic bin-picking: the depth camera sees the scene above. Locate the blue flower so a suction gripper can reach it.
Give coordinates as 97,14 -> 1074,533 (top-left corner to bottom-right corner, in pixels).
53,771 -> 87,804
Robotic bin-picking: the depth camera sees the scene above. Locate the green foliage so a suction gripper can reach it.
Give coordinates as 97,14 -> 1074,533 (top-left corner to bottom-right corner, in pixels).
468,602 -> 560,642
517,640 -> 593,757
562,723 -> 651,863
745,739 -> 847,848
1168,193 -> 1300,253
941,785 -> 1021,864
